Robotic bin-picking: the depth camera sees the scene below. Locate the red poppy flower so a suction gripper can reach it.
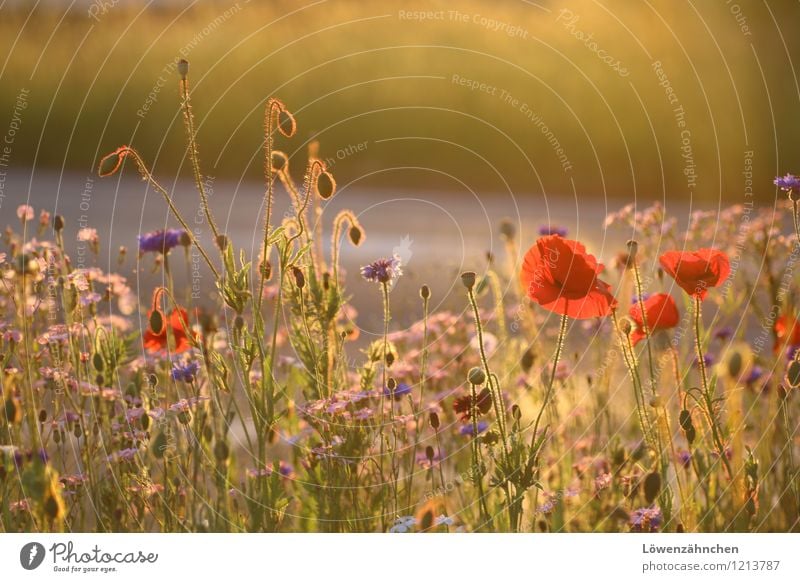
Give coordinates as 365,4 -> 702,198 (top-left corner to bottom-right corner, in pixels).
774,314 -> 800,354
658,249 -> 730,300
628,293 -> 680,345
520,235 -> 617,319
453,388 -> 492,420
144,308 -> 192,353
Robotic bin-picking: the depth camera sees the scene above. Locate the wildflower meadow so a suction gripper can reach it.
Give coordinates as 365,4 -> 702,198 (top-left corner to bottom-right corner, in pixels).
1,59 -> 799,536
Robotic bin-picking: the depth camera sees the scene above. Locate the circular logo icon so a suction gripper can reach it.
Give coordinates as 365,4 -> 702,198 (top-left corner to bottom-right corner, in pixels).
19,542 -> 46,570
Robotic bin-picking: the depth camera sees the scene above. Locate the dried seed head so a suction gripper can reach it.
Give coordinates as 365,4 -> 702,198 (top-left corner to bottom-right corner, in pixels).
467,366 -> 486,386
460,271 -> 476,291
177,59 -> 189,79
420,284 -> 431,300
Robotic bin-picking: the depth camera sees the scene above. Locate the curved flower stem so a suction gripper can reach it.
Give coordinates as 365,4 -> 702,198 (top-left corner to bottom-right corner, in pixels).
631,258 -> 657,395
693,297 -> 734,480
466,286 -> 509,460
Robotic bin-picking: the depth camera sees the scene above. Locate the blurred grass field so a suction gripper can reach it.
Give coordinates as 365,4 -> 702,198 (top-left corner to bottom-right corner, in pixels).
1,0 -> 799,202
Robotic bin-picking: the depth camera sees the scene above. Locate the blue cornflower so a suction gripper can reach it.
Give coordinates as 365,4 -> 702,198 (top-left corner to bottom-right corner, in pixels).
745,365 -> 764,385
383,382 -> 412,400
171,361 -> 200,383
539,225 -> 568,237
693,353 -> 714,368
459,421 -> 489,436
774,174 -> 800,193
714,326 -> 733,341
138,229 -> 188,254
360,255 -> 402,284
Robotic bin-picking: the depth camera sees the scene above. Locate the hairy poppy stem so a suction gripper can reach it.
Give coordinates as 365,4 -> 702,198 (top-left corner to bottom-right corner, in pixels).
693,297 -> 734,481
531,312 -> 568,455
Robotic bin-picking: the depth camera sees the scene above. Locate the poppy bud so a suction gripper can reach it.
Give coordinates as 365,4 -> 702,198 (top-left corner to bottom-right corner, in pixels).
151,431 -> 168,459
786,360 -> 800,388
4,397 -> 21,424
215,234 -> 229,251
429,412 -> 440,430
387,377 -> 396,391
54,215 -> 65,232
214,440 -> 229,462
619,318 -> 632,336
349,226 -> 363,246
38,409 -> 47,423
177,59 -> 189,79
420,284 -> 431,300
521,348 -> 535,372
385,351 -> 395,367
511,404 -> 521,421
644,471 -> 661,504
149,310 -> 164,334
499,218 -> 515,240
179,231 -> 192,247
468,367 -> 486,386
291,266 -> 305,289
92,352 -> 104,372
316,171 -> 336,199
626,239 -> 639,259
278,108 -> 296,137
425,446 -> 435,462
261,260 -> 272,280
271,150 -> 288,172
461,271 -> 476,291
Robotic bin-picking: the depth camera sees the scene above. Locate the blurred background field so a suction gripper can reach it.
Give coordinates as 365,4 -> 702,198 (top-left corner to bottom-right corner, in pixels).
1,0 -> 798,204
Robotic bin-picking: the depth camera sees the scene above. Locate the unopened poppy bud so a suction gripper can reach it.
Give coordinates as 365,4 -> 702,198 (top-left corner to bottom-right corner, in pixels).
644,471 -> 661,504
420,284 -> 431,300
261,260 -> 272,280
429,412 -> 440,430
38,409 -> 47,423
349,226 -> 363,246
499,218 -> 515,240
149,310 -> 164,334
468,366 -> 486,386
215,234 -> 228,251
425,446 -> 435,462
626,239 -> 639,259
511,404 -> 521,421
787,360 -> 800,388
179,231 -> 192,247
316,171 -> 336,199
461,271 -> 476,290
385,351 -> 395,367
291,266 -> 305,289
619,318 -> 632,335
177,59 -> 189,79
271,150 -> 289,172
92,352 -> 104,372
54,215 -> 65,232
521,348 -> 535,372
278,108 -> 296,137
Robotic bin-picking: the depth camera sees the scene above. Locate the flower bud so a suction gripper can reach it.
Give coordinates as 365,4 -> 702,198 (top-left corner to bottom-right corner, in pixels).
499,218 -> 516,240
429,411 -> 440,430
215,234 -> 229,251
316,171 -> 336,199
420,284 -> 431,300
618,318 -> 632,336
149,310 -> 164,334
54,215 -> 65,232
425,446 -> 435,462
177,59 -> 189,79
626,239 -> 639,259
787,360 -> 800,388
348,226 -> 363,246
291,266 -> 305,289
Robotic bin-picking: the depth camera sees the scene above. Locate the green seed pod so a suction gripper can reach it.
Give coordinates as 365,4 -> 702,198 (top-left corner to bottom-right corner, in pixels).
467,367 -> 486,386
460,271 -> 476,291
420,284 -> 431,300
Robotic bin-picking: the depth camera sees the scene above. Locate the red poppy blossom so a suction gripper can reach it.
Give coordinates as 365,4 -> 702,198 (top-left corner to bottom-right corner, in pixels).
453,388 -> 492,421
658,249 -> 730,300
144,308 -> 193,353
628,293 -> 680,345
774,314 -> 800,354
520,235 -> 617,319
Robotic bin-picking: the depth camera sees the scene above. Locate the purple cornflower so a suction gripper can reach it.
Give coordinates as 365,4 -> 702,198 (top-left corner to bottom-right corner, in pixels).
383,382 -> 412,400
360,255 -> 402,284
745,365 -> 764,385
630,506 -> 662,531
677,450 -> 692,469
774,174 -> 800,193
693,353 -> 714,368
714,326 -> 733,342
460,420 -> 489,436
171,361 -> 200,383
137,229 -> 187,254
539,225 -> 568,237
